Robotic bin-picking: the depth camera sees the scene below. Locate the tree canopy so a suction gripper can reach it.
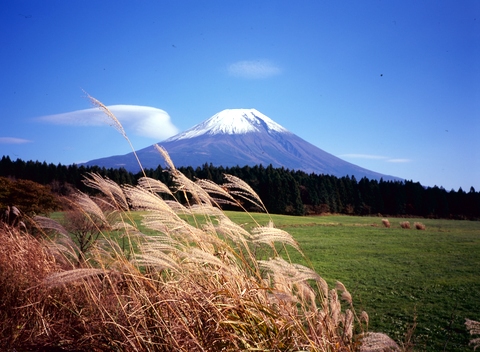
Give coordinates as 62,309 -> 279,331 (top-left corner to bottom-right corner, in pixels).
1,155 -> 479,219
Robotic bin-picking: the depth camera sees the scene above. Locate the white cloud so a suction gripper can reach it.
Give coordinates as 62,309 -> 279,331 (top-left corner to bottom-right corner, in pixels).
227,59 -> 281,79
340,154 -> 387,160
387,158 -> 411,163
0,137 -> 32,144
340,154 -> 411,163
36,105 -> 179,140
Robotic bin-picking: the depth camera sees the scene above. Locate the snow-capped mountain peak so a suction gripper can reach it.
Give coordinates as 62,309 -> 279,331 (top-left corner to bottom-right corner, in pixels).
84,107 -> 401,182
165,108 -> 288,141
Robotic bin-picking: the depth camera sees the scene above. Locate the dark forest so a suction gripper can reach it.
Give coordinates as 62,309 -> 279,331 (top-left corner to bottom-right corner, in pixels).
1,155 -> 479,219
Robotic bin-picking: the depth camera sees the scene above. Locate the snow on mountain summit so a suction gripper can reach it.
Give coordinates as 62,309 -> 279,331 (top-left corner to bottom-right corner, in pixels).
165,109 -> 288,141
84,108 -> 401,182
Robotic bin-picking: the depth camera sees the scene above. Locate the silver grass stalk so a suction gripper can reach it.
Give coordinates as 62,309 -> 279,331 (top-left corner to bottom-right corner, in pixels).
174,172 -> 214,207
123,184 -> 177,215
164,199 -> 193,214
329,289 -> 341,327
43,268 -> 109,287
341,291 -> 353,305
335,281 -> 347,292
360,310 -> 369,327
195,178 -> 239,208
222,174 -> 268,213
251,225 -> 300,252
466,319 -> 480,350
181,247 -> 230,271
34,215 -> 81,263
86,92 -> 146,175
137,176 -> 174,198
258,257 -> 323,307
83,172 -> 129,211
135,251 -> 182,273
74,191 -> 109,225
34,215 -> 69,236
215,216 -> 253,241
189,203 -> 224,216
344,309 -> 354,341
44,237 -> 81,265
466,318 -> 480,336
154,144 -> 176,171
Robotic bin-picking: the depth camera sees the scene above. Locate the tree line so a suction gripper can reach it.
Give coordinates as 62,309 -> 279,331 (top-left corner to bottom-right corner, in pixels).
1,155 -> 479,219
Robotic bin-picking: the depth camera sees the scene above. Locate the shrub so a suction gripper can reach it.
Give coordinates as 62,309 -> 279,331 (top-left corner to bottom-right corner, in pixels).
0,176 -> 60,216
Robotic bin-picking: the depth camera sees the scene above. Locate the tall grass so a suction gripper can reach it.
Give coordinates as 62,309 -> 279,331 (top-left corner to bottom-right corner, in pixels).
466,319 -> 480,350
1,169 -> 372,351
0,98 -> 393,351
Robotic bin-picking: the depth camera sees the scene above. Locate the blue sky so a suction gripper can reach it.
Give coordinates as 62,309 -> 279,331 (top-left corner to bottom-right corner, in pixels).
1,1 -> 479,191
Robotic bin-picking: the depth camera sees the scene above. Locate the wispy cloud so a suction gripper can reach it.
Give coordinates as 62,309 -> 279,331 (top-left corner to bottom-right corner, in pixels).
227,59 -> 281,79
340,154 -> 411,163
0,137 -> 32,144
36,105 -> 179,140
340,154 -> 387,160
387,158 -> 411,163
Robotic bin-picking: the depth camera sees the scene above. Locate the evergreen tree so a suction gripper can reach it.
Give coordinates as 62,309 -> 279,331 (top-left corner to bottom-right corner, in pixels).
1,155 -> 479,219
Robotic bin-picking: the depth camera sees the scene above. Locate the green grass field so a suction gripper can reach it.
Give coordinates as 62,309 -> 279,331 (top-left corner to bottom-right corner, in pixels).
49,210 -> 480,350
224,212 -> 480,351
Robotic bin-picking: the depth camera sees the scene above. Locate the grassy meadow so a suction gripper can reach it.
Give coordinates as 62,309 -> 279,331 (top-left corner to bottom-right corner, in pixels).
105,209 -> 480,351
3,187 -> 480,351
2,173 -> 377,351
223,212 -> 480,351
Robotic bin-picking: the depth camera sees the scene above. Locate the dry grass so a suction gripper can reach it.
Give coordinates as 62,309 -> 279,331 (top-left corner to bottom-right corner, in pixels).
466,319 -> 480,350
399,221 -> 411,229
0,98 -> 402,351
359,332 -> 400,351
381,219 -> 391,228
1,170 -> 374,351
414,222 -> 426,230
0,224 -> 63,348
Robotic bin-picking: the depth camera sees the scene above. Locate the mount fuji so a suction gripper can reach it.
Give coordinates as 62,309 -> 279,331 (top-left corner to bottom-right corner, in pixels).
83,109 -> 400,181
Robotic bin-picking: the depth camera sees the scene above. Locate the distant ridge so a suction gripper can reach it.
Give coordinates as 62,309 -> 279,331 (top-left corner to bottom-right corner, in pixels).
83,109 -> 401,182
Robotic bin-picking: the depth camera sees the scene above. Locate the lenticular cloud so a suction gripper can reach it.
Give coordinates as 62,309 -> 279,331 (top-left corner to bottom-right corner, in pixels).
37,105 -> 179,140
0,137 -> 32,144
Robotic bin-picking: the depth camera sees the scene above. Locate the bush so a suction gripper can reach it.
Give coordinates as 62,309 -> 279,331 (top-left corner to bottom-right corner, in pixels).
0,176 -> 60,216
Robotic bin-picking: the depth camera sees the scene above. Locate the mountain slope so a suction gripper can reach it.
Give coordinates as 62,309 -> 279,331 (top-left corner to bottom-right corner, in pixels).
83,109 -> 400,181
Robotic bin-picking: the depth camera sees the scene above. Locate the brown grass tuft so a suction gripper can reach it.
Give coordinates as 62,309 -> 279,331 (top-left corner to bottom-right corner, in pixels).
0,224 -> 62,348
382,218 -> 391,228
414,222 -> 426,230
400,221 -> 411,229
359,332 -> 401,351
